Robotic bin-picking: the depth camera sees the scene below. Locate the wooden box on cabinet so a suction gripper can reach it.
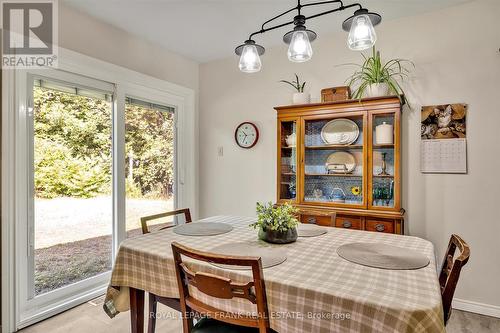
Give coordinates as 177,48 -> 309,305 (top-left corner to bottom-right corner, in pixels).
275,96 -> 405,234
321,86 -> 351,102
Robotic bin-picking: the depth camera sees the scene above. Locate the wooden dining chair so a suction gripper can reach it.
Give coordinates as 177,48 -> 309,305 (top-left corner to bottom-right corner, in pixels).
439,234 -> 470,325
140,208 -> 192,333
141,208 -> 192,234
171,241 -> 273,333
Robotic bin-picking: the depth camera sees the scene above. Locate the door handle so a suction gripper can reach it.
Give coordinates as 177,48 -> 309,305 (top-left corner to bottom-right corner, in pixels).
307,217 -> 317,224
375,223 -> 385,232
342,221 -> 352,228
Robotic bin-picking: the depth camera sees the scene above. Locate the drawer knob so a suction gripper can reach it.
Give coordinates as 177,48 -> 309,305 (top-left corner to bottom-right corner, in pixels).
342,221 -> 352,228
307,217 -> 317,224
375,223 -> 386,232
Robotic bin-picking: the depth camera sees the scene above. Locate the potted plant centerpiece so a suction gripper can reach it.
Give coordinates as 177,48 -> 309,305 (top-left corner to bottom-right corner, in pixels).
345,47 -> 414,104
280,74 -> 310,105
250,202 -> 299,244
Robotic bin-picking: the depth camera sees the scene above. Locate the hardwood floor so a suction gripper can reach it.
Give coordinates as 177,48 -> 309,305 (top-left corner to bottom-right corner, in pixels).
18,295 -> 182,333
446,309 -> 500,333
17,296 -> 500,333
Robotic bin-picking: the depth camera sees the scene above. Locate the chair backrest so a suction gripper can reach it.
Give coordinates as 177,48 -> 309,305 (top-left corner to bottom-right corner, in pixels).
171,241 -> 271,333
140,208 -> 192,234
439,234 -> 470,324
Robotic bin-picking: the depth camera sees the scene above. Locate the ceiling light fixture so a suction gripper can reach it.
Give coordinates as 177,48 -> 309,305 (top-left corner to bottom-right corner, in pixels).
235,0 -> 382,73
284,15 -> 316,63
343,8 -> 381,51
235,40 -> 265,73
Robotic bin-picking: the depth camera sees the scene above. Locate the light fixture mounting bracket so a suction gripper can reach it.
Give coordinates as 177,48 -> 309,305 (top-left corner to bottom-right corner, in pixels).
242,0 -> 380,44
235,0 -> 382,72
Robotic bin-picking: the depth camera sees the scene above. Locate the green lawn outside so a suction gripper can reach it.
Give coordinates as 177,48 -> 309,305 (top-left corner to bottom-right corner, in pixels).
34,197 -> 173,295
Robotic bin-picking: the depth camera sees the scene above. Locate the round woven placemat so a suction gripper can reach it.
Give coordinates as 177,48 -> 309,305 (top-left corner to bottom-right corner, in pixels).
337,242 -> 430,270
297,224 -> 328,237
209,241 -> 287,270
173,222 -> 233,236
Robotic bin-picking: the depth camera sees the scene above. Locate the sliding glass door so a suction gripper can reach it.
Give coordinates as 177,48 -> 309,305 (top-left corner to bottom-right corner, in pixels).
15,68 -> 180,328
17,71 -> 116,325
125,97 -> 177,237
2,50 -> 196,332
9,69 -> 174,328
31,77 -> 114,296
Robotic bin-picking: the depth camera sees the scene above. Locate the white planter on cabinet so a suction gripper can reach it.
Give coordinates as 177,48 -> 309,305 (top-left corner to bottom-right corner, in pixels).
292,92 -> 310,105
364,83 -> 390,98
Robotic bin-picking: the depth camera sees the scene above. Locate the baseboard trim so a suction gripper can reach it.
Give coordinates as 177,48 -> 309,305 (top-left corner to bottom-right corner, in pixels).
453,298 -> 500,318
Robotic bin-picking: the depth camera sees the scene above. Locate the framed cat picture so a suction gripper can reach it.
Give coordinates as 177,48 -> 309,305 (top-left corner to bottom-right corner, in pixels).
421,104 -> 467,139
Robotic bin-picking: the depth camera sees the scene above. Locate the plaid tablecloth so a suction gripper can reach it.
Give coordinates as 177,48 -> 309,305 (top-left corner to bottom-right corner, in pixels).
104,216 -> 445,333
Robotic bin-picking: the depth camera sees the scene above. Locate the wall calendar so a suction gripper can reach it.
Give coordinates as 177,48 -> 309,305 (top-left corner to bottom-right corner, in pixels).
420,104 -> 467,174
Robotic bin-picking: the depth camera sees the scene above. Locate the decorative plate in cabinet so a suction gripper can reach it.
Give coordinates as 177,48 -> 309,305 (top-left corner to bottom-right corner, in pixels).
320,118 -> 359,145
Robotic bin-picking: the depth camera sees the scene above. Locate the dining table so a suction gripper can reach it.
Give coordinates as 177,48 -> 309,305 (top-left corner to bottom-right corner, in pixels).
103,215 -> 445,333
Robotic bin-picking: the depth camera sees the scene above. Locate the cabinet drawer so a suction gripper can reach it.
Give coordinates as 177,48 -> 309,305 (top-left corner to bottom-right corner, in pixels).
366,219 -> 395,233
301,214 -> 334,226
335,215 -> 362,230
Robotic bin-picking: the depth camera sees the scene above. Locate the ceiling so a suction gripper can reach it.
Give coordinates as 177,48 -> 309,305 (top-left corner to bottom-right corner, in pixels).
63,0 -> 472,63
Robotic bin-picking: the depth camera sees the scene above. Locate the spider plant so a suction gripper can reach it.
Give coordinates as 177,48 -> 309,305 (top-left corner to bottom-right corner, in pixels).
345,47 -> 414,104
280,73 -> 306,93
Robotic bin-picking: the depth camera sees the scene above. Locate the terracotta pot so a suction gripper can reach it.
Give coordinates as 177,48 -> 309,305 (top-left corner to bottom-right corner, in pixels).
258,227 -> 298,244
364,83 -> 390,98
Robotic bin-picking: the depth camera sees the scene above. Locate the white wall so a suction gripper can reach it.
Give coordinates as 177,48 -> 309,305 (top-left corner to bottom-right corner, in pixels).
200,0 -> 500,311
59,3 -> 199,92
58,3 -> 200,216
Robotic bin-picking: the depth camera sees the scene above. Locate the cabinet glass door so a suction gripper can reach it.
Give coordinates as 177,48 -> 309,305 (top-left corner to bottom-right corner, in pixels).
370,113 -> 397,209
278,119 -> 298,201
302,113 -> 365,207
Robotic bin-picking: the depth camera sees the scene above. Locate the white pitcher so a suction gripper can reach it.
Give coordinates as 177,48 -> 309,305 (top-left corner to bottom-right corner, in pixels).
285,133 -> 296,147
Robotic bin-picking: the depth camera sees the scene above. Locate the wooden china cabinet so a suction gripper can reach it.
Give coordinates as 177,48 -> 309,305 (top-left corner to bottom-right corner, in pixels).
275,96 -> 405,234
